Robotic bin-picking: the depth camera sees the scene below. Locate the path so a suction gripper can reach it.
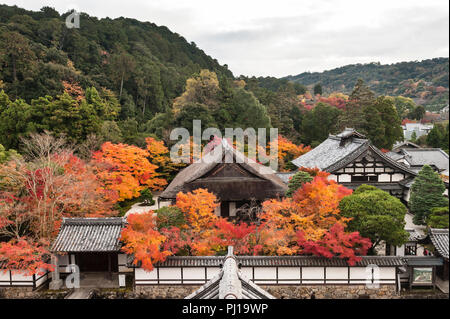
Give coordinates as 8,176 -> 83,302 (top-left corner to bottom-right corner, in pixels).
125,195 -> 170,217
436,277 -> 449,294
65,288 -> 92,299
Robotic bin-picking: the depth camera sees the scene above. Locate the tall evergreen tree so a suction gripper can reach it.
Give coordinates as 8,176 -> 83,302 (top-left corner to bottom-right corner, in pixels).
409,165 -> 448,225
286,171 -> 313,197
337,79 -> 375,132
313,83 -> 323,95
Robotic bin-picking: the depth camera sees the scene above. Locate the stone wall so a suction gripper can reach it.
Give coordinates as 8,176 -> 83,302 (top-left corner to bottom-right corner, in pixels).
261,285 -> 398,299
0,287 -> 70,299
135,285 -> 200,299
133,284 -> 398,299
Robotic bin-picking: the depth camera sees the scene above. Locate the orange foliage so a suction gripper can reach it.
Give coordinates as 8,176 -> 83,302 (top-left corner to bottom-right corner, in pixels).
62,81 -> 84,101
175,188 -> 218,232
120,212 -> 172,271
93,142 -> 167,201
270,135 -> 311,172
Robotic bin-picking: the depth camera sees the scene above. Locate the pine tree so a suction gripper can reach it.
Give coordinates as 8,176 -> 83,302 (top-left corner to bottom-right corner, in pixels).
409,165 -> 448,225
286,171 -> 313,197
337,79 -> 375,132
313,83 -> 323,95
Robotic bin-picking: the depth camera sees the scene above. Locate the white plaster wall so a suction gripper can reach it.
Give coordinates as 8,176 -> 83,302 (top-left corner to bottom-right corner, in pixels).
253,267 -> 276,284
135,268 -> 157,283
240,267 -> 253,280
350,268 -> 368,284
392,173 -> 404,182
183,267 -> 205,284
339,174 -> 351,182
379,174 -> 391,182
328,174 -> 337,182
214,205 -> 221,217
379,268 -> 396,283
325,267 -> 348,284
206,267 -> 220,279
278,267 -> 301,284
159,268 -> 181,284
11,272 -> 32,286
0,270 -> 10,286
397,245 -> 405,257
302,267 -> 324,284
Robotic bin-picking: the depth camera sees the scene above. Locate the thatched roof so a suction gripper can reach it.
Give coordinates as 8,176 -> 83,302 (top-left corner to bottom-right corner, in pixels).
160,139 -> 287,201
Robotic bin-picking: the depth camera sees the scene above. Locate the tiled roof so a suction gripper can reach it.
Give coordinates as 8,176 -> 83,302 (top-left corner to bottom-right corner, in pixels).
148,255 -> 405,268
406,229 -> 423,242
429,228 -> 449,260
292,129 -> 416,176
292,132 -> 369,171
403,256 -> 444,266
275,172 -> 296,184
160,139 -> 286,200
401,148 -> 449,173
186,247 -> 276,299
51,218 -> 126,253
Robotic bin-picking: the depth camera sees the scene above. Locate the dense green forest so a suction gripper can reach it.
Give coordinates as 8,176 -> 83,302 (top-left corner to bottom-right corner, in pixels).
0,4 -> 442,154
285,58 -> 449,111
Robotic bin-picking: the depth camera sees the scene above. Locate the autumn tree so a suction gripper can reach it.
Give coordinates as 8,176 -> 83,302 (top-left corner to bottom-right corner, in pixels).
173,69 -> 220,113
120,212 -> 172,271
92,142 -> 167,201
0,132 -> 117,273
260,174 -> 354,255
270,135 -> 311,172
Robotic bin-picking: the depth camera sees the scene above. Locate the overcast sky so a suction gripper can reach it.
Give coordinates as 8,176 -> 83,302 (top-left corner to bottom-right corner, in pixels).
2,0 -> 449,77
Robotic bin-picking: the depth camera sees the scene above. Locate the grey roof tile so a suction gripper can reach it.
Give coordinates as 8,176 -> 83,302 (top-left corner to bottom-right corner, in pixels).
429,228 -> 449,259
51,217 -> 125,252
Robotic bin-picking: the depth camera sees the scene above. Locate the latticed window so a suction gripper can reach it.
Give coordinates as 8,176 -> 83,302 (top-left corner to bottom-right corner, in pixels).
405,243 -> 417,256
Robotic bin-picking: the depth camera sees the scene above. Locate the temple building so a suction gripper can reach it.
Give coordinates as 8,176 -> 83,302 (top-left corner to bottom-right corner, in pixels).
49,217 -> 129,289
290,128 -> 418,201
159,139 -> 287,218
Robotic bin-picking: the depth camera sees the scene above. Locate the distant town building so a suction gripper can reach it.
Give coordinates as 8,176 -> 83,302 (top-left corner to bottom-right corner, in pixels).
402,122 -> 433,140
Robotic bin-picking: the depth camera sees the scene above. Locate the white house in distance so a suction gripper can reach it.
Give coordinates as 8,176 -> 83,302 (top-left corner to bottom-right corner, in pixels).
402,123 -> 433,140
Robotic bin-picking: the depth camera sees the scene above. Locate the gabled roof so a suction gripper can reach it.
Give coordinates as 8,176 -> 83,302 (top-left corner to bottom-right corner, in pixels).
405,229 -> 423,242
185,247 -> 275,299
292,129 -> 369,171
429,228 -> 449,260
292,128 -> 417,176
51,218 -> 126,253
400,148 -> 449,173
160,139 -> 287,200
392,141 -> 421,152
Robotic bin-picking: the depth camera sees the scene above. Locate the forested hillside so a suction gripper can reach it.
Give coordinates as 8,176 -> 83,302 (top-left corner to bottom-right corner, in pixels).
0,4 -> 444,154
285,58 -> 449,111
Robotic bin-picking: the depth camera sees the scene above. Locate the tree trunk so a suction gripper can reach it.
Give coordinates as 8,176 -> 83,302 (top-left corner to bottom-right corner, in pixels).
119,73 -> 124,99
12,57 -> 17,82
